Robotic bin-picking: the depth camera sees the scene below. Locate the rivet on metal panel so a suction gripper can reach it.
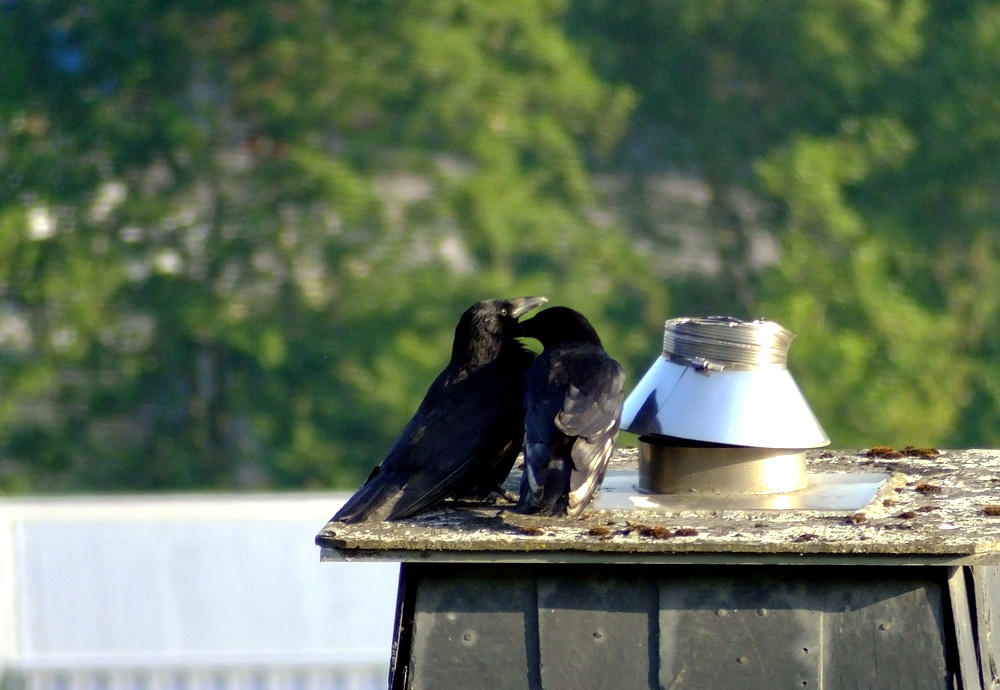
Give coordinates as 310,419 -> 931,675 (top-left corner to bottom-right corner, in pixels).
737,656 -> 749,665
878,622 -> 892,631
592,630 -> 605,642
460,630 -> 477,646
757,608 -> 768,616
715,609 -> 728,617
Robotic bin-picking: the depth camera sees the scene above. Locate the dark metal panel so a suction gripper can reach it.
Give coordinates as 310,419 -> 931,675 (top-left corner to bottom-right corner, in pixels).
537,567 -> 658,690
657,566 -> 950,690
972,565 -> 1000,689
390,564 -> 417,690
818,569 -> 949,690
393,563 -> 959,689
407,563 -> 539,690
658,567 -> 821,689
947,566 -> 982,690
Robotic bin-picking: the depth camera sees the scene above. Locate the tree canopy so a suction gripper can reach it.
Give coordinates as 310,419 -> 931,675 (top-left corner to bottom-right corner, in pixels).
1,0 -> 998,492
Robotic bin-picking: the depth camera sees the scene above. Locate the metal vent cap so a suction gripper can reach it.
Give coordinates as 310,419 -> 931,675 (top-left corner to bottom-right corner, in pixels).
622,316 -> 829,449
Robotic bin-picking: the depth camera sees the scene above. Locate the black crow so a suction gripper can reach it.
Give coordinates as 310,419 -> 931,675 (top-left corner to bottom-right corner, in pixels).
332,296 -> 547,523
515,306 -> 624,517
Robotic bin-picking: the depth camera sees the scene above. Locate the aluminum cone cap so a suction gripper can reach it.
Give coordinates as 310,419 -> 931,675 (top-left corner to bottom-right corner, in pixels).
621,317 -> 830,449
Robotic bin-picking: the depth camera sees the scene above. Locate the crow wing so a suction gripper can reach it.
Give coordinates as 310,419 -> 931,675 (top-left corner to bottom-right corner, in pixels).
333,351 -> 528,523
558,367 -> 624,517
519,347 -> 624,516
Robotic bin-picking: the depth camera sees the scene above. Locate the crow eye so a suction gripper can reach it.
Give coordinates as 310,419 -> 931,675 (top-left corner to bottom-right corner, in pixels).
499,308 -> 508,317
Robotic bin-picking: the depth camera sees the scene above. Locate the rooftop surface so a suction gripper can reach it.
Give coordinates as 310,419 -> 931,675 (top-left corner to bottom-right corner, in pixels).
316,448 -> 1000,566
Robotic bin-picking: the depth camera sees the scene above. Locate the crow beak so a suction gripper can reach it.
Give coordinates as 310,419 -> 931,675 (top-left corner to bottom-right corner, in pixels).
508,296 -> 548,319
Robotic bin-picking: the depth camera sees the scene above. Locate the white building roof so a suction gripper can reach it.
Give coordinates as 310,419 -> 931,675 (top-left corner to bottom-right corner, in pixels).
0,493 -> 397,675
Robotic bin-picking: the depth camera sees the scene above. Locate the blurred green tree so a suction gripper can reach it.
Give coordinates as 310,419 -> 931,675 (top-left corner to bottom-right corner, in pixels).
0,0 -> 664,491
6,0 -> 1000,494
568,0 -> 1000,448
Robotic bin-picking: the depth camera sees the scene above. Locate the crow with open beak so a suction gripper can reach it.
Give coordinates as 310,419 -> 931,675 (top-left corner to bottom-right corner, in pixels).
332,296 -> 548,523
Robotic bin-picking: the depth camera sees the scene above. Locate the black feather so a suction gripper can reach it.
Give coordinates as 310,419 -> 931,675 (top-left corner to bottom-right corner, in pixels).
516,306 -> 624,518
332,296 -> 546,523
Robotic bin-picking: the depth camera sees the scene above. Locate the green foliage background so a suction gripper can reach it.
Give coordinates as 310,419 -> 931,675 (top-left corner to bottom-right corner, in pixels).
1,0 -> 998,492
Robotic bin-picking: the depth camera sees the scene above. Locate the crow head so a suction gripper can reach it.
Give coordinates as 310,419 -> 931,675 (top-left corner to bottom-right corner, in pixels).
452,296 -> 548,366
516,306 -> 604,348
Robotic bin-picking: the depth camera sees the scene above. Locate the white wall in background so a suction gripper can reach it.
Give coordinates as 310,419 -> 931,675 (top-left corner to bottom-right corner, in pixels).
0,494 -> 398,690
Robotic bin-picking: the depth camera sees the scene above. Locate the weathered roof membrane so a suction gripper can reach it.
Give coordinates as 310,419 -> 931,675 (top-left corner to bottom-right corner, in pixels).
315,448 -> 1000,565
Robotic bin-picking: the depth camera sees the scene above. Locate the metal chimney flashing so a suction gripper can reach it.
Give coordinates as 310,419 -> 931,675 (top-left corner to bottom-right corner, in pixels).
621,316 -> 829,496
622,317 -> 829,449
